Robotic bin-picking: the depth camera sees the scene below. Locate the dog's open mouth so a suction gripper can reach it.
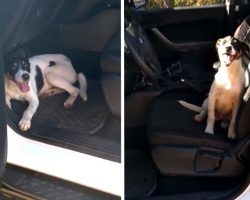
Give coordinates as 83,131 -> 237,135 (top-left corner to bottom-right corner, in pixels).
16,81 -> 30,93
222,53 -> 235,65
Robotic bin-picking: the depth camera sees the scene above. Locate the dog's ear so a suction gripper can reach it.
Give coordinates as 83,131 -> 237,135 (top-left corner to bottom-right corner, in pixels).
216,38 -> 223,49
240,41 -> 250,54
4,56 -> 16,75
216,36 -> 231,49
231,37 -> 249,53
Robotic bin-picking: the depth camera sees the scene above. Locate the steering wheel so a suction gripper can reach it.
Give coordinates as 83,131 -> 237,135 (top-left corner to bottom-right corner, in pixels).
125,18 -> 162,80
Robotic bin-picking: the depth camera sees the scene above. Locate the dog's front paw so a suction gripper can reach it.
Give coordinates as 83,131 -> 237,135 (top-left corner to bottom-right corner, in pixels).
228,129 -> 236,139
6,102 -> 12,110
19,118 -> 31,131
228,133 -> 236,139
6,98 -> 12,109
228,123 -> 236,139
205,126 -> 214,134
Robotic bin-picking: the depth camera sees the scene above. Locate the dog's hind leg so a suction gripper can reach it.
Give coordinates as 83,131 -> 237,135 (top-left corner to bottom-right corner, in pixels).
78,73 -> 87,101
194,98 -> 208,123
46,73 -> 80,108
221,120 -> 229,129
178,98 -> 208,123
228,100 -> 240,139
39,88 -> 65,98
194,109 -> 207,123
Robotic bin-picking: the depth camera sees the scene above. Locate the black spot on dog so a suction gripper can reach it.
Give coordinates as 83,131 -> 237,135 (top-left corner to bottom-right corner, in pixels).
48,61 -> 56,67
35,65 -> 44,92
5,57 -> 30,77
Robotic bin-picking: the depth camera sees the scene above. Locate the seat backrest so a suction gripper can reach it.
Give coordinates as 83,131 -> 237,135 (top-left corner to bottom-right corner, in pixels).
235,15 -> 250,139
101,31 -> 121,117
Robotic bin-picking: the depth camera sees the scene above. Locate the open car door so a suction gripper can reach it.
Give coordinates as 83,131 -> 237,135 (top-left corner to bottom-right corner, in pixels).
0,0 -> 17,194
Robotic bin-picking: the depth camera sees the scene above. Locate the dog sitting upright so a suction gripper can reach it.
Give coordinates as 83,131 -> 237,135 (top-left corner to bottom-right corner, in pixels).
5,54 -> 88,131
179,36 -> 249,139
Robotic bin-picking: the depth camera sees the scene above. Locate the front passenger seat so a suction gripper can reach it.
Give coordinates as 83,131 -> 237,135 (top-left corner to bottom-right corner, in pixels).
147,16 -> 250,177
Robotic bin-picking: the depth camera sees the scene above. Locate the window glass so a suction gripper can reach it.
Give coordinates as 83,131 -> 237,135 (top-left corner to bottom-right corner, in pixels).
144,0 -> 224,9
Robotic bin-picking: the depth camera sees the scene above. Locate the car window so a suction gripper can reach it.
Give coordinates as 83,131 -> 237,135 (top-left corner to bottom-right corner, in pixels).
141,0 -> 224,9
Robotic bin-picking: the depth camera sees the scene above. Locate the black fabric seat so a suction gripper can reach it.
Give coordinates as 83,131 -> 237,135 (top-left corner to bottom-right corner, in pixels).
147,88 -> 250,177
147,16 -> 250,177
148,90 -> 234,150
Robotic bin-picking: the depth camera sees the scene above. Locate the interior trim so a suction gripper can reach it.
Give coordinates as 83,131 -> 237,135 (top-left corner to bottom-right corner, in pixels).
151,28 -> 214,52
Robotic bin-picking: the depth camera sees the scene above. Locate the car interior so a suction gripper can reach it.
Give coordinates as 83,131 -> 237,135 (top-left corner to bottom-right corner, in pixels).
2,0 -> 121,162
125,0 -> 250,199
0,0 -> 120,199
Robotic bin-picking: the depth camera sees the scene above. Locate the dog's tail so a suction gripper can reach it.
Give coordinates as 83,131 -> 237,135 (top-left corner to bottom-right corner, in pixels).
78,73 -> 87,101
178,100 -> 201,112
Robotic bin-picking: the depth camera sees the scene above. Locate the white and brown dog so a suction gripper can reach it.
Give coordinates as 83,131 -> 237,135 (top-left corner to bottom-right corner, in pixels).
179,36 -> 249,139
5,54 -> 87,131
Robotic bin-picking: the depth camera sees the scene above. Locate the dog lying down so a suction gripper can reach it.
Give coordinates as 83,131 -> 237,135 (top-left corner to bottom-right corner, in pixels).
5,54 -> 88,131
179,36 -> 249,139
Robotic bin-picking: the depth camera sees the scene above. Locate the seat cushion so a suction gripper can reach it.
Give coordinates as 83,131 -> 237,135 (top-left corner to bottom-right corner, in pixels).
147,90 -> 235,150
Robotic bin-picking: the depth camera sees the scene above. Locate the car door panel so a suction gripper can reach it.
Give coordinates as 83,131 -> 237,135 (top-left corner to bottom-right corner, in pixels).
0,54 -> 7,180
132,5 -> 228,79
0,0 -> 26,182
135,5 -> 227,42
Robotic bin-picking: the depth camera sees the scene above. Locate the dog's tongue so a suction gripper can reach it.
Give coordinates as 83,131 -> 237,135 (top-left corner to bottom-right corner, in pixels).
19,82 -> 30,93
223,54 -> 233,65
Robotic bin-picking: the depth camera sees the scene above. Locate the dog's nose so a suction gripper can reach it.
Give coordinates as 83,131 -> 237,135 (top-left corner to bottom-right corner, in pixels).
226,46 -> 232,51
22,73 -> 30,81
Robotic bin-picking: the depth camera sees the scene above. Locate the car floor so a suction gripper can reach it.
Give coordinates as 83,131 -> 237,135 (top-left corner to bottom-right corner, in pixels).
7,49 -> 120,162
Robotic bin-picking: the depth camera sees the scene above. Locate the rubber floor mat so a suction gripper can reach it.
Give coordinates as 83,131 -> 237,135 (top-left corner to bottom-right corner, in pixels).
10,80 -> 109,135
125,150 -> 158,199
7,80 -> 121,162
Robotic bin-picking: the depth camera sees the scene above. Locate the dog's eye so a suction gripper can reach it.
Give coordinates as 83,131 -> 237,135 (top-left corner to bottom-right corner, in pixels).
12,65 -> 17,71
24,64 -> 30,69
232,39 -> 238,44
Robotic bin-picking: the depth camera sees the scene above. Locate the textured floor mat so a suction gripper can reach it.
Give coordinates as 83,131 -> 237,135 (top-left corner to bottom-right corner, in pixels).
125,150 -> 158,199
10,80 -> 109,134
35,80 -> 109,134
7,80 -> 120,162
